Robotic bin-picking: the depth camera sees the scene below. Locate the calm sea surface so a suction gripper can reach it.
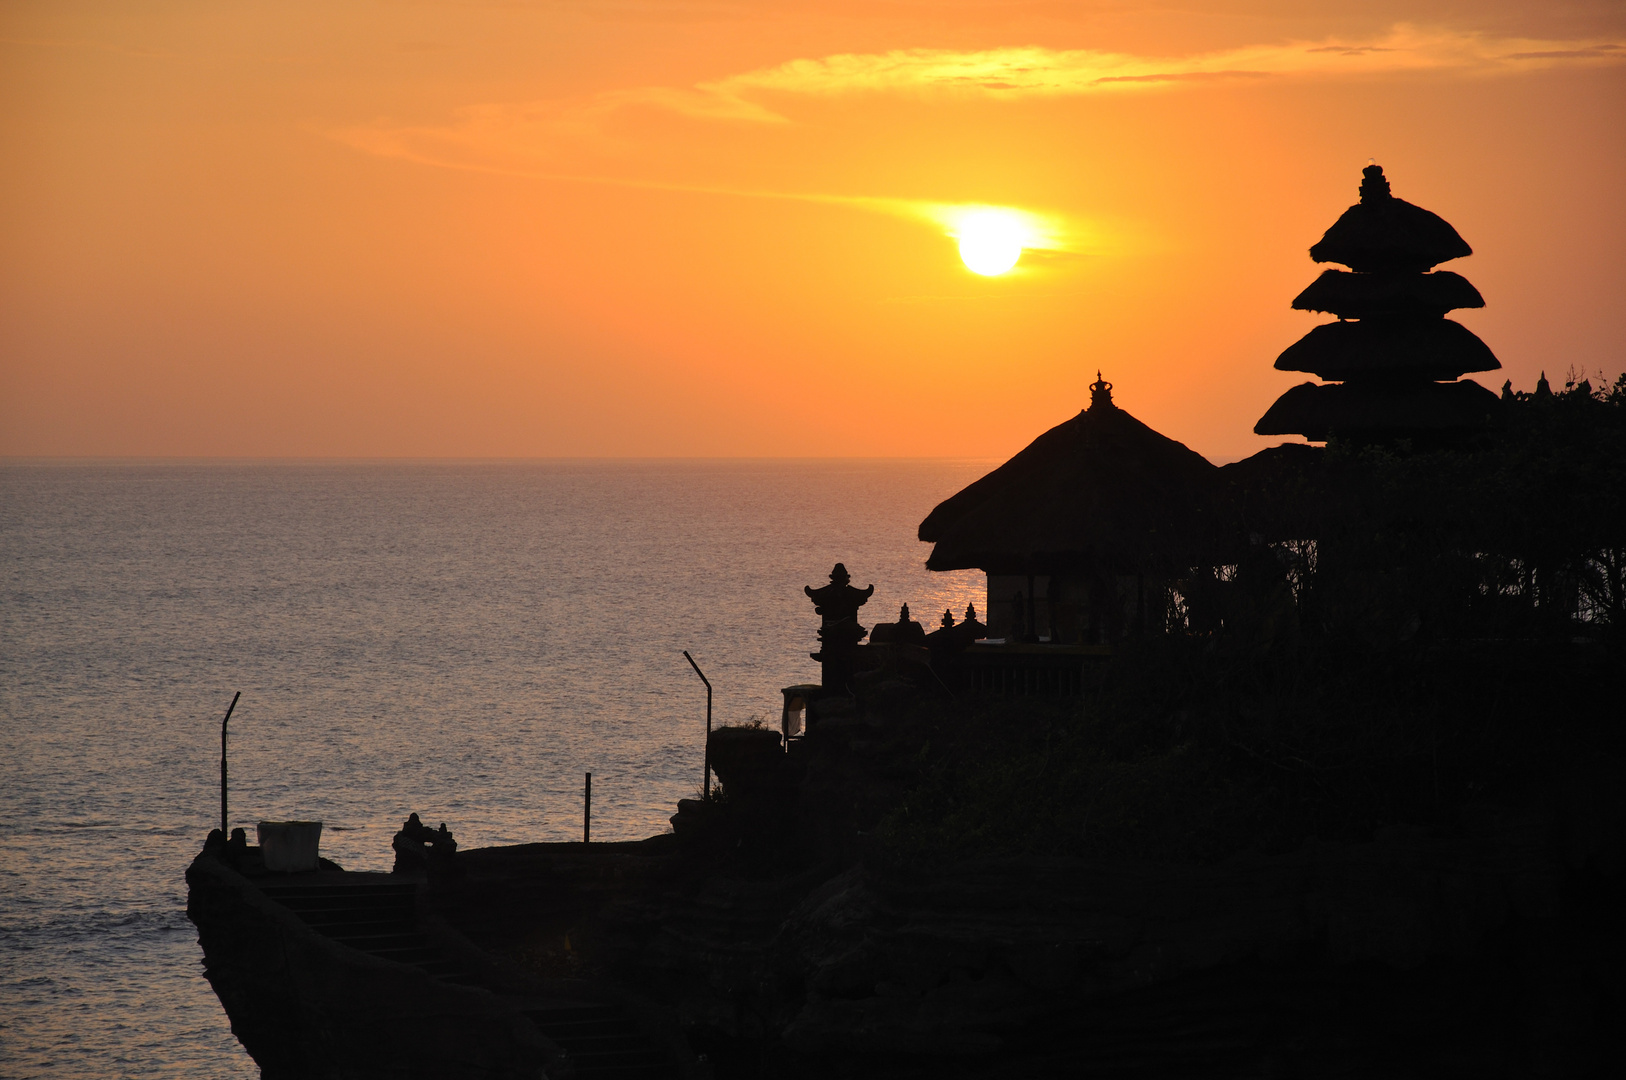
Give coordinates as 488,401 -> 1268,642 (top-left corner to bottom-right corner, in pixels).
0,460 -> 988,1079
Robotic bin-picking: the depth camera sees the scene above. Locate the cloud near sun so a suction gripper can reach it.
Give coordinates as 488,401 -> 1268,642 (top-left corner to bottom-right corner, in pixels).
333,25 -> 1619,266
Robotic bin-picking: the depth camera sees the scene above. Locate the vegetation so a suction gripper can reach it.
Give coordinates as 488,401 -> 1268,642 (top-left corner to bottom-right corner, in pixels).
1293,371 -> 1626,640
877,375 -> 1626,867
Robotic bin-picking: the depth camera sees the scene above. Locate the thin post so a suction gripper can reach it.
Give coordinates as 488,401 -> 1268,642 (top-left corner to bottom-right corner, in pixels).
219,691 -> 241,837
1136,573 -> 1146,639
1026,573 -> 1037,639
583,772 -> 591,844
682,651 -> 712,798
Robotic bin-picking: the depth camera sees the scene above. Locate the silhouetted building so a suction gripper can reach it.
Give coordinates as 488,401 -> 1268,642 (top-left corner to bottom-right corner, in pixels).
869,603 -> 927,646
804,563 -> 874,691
1255,164 -> 1502,442
919,375 -> 1219,644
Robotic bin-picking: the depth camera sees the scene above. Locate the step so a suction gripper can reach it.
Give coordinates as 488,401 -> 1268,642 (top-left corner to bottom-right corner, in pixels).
275,897 -> 416,913
435,970 -> 484,986
570,1049 -> 670,1069
370,946 -> 442,964
532,1019 -> 632,1040
261,888 -> 416,903
569,1065 -> 671,1080
551,1029 -> 657,1049
293,909 -> 414,923
297,917 -> 416,930
528,1006 -> 623,1023
324,932 -> 425,951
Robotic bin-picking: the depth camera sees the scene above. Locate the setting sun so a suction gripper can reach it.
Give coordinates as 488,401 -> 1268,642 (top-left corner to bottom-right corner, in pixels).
0,1 -> 1620,465
954,209 -> 1031,275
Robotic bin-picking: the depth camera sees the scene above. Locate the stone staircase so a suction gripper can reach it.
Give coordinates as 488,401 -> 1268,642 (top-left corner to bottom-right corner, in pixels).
259,876 -> 678,1077
258,877 -> 478,985
524,1004 -> 672,1080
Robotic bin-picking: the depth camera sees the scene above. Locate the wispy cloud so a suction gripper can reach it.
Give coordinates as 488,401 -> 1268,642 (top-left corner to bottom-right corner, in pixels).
335,23 -> 1626,169
324,129 -> 1095,259
328,23 -> 1617,264
660,25 -> 1623,121
1503,43 -> 1622,61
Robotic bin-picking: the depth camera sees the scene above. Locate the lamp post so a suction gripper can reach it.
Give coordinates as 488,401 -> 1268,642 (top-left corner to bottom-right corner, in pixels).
682,651 -> 712,798
219,691 -> 241,837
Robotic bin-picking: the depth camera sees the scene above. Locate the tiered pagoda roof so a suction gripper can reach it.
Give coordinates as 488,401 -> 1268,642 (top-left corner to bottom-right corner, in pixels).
1256,164 -> 1502,441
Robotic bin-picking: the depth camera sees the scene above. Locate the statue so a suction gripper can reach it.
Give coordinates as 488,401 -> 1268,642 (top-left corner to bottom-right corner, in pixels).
226,827 -> 248,867
804,562 -> 874,691
392,812 -> 457,875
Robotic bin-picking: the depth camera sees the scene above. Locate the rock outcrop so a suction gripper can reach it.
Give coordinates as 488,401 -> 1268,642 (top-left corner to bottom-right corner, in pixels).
434,710 -> 1626,1078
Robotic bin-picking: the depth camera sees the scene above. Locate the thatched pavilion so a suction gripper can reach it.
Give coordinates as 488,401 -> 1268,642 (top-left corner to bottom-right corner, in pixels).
919,375 -> 1219,644
1255,164 -> 1502,442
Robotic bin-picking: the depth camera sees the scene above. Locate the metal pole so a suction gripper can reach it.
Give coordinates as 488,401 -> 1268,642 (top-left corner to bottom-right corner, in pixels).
583,772 -> 591,844
682,651 -> 712,798
219,691 -> 241,837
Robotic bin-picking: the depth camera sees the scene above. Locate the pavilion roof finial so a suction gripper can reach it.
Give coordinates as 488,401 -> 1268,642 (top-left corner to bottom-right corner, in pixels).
1089,371 -> 1114,410
1359,162 -> 1391,204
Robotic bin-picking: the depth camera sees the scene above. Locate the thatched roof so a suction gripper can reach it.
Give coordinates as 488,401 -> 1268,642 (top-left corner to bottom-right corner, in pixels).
1217,443 -> 1326,542
1275,318 -> 1500,382
918,377 -> 1220,574
1292,269 -> 1483,319
1255,379 -> 1501,440
1309,166 -> 1472,273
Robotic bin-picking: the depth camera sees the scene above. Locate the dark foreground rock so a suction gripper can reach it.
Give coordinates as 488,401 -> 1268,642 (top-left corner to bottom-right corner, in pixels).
187,831 -> 696,1080
426,793 -> 1622,1079
191,666 -> 1625,1078
186,848 -> 556,1079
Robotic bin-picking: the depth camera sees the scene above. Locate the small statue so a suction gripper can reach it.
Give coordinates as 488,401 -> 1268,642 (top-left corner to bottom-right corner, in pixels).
402,812 -> 434,843
805,562 -> 875,690
393,812 -> 456,875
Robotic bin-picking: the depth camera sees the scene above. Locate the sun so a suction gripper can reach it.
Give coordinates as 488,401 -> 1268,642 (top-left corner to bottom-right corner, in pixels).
955,209 -> 1029,276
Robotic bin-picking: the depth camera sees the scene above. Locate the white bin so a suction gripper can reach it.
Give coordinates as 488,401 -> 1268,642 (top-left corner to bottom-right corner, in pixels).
257,820 -> 323,872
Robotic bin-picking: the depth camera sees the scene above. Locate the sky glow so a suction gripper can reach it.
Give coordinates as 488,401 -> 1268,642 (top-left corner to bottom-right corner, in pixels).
1,2 -> 1622,460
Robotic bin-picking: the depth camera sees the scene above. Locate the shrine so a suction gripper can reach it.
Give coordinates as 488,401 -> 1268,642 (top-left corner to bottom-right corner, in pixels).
803,562 -> 874,692
918,374 -> 1220,645
1255,164 -> 1503,442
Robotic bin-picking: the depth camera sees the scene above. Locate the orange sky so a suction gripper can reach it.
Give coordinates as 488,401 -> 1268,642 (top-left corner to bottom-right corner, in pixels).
3,1 -> 1623,462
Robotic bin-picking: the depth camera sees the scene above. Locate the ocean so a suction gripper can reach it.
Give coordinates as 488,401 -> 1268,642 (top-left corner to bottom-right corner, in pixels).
0,460 -> 988,1079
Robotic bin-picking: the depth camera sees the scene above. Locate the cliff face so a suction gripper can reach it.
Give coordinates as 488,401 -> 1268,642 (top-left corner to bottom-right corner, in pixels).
432,713 -> 1626,1079
186,850 -> 554,1080
771,826 -> 1614,1077
194,643 -> 1624,1078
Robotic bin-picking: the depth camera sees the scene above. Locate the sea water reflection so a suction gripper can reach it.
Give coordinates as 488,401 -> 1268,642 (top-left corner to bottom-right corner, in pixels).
0,460 -> 988,1078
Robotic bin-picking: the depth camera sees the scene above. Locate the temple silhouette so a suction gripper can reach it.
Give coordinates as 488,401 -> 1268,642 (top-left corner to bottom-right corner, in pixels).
918,373 -> 1216,646
1255,163 -> 1503,442
187,162 -> 1623,1080
789,162 -> 1618,702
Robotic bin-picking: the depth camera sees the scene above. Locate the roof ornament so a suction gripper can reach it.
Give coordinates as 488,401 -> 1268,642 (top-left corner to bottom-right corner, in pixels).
1359,162 -> 1391,204
1089,371 -> 1115,410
